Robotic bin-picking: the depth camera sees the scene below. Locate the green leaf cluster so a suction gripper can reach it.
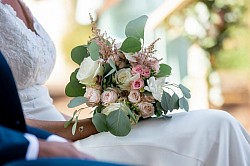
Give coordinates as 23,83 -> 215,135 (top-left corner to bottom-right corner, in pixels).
120,15 -> 148,53
158,84 -> 191,115
156,64 -> 172,77
92,109 -> 131,136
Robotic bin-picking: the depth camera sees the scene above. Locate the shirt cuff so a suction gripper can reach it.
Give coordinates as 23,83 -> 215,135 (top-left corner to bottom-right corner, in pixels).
24,133 -> 39,160
46,134 -> 68,142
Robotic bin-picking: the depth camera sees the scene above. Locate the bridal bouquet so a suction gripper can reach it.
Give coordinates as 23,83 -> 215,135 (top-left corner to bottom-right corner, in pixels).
65,15 -> 191,136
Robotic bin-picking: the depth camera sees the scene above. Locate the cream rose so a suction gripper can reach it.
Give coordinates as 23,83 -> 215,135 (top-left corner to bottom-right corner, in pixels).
128,90 -> 141,103
101,90 -> 118,104
76,57 -> 104,85
115,68 -> 140,90
138,102 -> 155,118
84,87 -> 101,106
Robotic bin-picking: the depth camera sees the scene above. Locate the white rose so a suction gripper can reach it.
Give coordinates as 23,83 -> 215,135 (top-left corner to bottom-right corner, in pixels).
84,87 -> 101,105
138,102 -> 155,118
76,57 -> 103,85
115,68 -> 140,90
128,90 -> 141,103
102,103 -> 129,116
101,90 -> 118,104
144,77 -> 165,101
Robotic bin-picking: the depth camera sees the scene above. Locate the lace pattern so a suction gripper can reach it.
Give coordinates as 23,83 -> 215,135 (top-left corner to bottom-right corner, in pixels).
0,1 -> 56,90
0,1 -> 65,120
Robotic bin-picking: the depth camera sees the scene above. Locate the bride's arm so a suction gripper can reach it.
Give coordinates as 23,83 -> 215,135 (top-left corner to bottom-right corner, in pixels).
26,118 -> 98,141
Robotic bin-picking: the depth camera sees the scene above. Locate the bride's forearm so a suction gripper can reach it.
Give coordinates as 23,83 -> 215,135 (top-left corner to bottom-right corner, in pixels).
26,118 -> 98,141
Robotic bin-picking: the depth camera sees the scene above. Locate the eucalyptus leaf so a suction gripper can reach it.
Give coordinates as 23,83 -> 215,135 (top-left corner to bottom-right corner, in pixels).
103,63 -> 112,75
125,15 -> 148,40
156,102 -> 164,116
71,45 -> 89,65
68,96 -> 87,108
156,64 -> 172,77
179,84 -> 191,99
121,103 -> 137,123
65,81 -> 85,97
72,116 -> 78,135
64,118 -> 72,128
170,93 -> 179,111
92,113 -> 108,132
120,37 -> 141,53
88,40 -> 100,61
109,59 -> 116,69
104,68 -> 116,78
179,97 -> 189,111
106,109 -> 131,136
65,69 -> 85,97
64,110 -> 78,128
161,91 -> 171,112
69,69 -> 79,82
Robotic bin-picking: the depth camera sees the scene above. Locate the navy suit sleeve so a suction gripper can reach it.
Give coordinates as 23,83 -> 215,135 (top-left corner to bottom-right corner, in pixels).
0,125 -> 29,165
0,52 -> 27,132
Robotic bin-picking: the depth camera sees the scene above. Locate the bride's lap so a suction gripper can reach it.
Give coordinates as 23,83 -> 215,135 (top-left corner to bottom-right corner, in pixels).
74,110 -> 250,165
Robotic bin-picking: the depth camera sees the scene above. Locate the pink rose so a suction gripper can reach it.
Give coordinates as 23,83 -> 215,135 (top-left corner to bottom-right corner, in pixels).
147,58 -> 160,73
84,87 -> 101,106
132,65 -> 144,75
128,90 -> 141,103
101,90 -> 118,104
142,67 -> 151,78
138,102 -> 155,118
131,78 -> 144,90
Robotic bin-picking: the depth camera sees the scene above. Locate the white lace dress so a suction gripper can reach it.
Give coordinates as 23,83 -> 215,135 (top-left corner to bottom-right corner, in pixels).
0,1 -> 64,121
1,1 -> 250,166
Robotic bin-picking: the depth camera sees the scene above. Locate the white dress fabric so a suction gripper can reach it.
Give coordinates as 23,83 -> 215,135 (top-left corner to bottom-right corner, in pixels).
0,1 -> 65,121
75,110 -> 250,166
1,1 -> 250,166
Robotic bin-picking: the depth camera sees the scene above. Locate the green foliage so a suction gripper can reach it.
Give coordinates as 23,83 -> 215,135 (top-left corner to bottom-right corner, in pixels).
92,110 -> 132,137
106,110 -> 131,136
92,113 -> 109,132
67,96 -> 87,108
88,40 -> 100,61
72,116 -> 79,135
64,110 -> 78,128
179,84 -> 191,99
104,59 -> 116,78
156,64 -> 172,77
125,15 -> 148,40
179,97 -> 189,111
71,45 -> 89,65
170,93 -> 179,110
160,84 -> 190,113
120,37 -> 142,53
65,69 -> 85,97
161,91 -> 171,112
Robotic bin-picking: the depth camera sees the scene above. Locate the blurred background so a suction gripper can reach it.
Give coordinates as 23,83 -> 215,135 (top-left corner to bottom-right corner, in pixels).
24,0 -> 249,133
